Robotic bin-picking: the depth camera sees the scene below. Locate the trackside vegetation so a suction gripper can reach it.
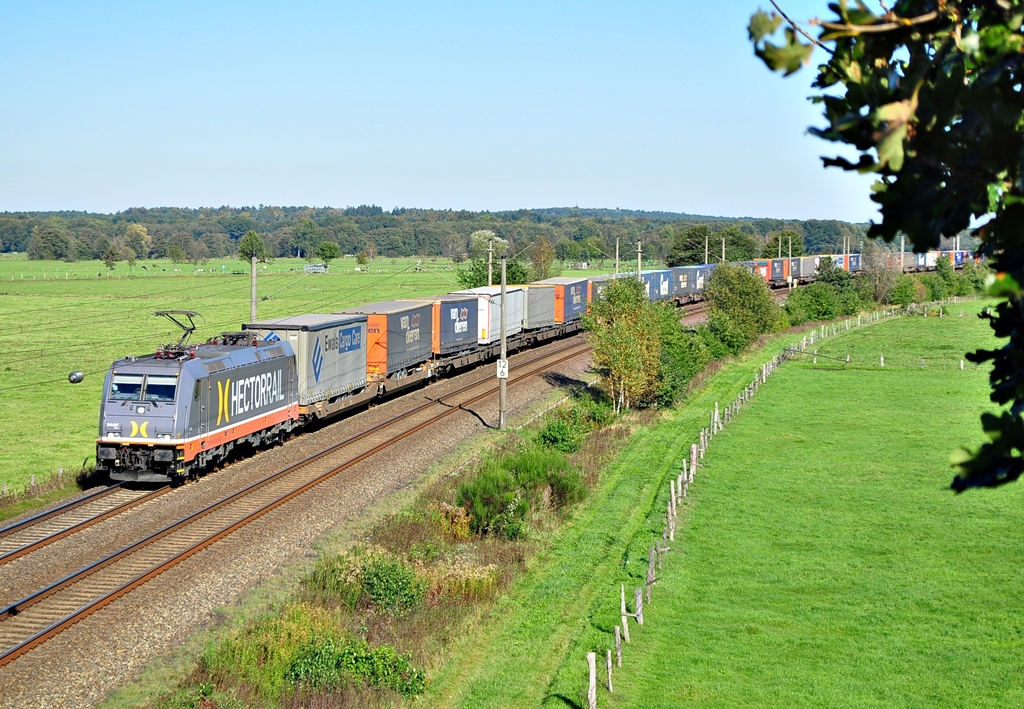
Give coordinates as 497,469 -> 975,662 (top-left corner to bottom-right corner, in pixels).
148,389 -> 623,708
421,300 -> 1020,709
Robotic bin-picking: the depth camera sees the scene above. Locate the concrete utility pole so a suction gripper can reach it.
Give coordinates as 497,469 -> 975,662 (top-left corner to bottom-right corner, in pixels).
705,232 -> 709,265
615,237 -> 619,275
901,233 -> 906,268
788,233 -> 792,258
250,255 -> 257,322
487,238 -> 494,287
498,255 -> 508,431
721,237 -> 726,263
636,240 -> 642,282
778,236 -> 782,259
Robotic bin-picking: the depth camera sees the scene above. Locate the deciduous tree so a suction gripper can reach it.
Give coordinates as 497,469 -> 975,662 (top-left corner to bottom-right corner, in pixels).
238,230 -> 270,262
582,279 -> 662,412
531,237 -> 557,280
316,240 -> 341,264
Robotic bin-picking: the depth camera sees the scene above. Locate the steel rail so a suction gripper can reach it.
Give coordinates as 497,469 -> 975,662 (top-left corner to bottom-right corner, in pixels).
0,340 -> 592,667
0,483 -> 125,539
0,486 -> 171,566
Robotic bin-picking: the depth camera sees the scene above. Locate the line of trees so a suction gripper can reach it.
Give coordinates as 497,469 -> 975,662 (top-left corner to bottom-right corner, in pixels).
2,205 -> 933,267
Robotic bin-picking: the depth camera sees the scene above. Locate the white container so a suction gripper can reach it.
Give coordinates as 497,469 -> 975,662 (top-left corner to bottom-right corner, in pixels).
451,286 -> 525,344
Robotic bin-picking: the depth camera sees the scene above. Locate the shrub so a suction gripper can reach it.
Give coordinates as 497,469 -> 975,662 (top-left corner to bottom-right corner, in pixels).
200,603 -> 339,700
456,445 -> 586,538
430,501 -> 471,541
889,274 -> 916,306
702,311 -> 747,356
537,417 -> 585,453
286,635 -> 426,698
457,465 -> 527,538
360,555 -> 426,614
303,549 -> 425,614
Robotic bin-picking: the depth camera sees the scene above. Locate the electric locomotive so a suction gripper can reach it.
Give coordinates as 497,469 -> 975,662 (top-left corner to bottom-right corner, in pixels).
95,312 -> 300,483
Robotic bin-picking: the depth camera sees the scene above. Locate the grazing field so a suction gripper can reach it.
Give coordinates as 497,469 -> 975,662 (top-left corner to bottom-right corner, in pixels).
423,301 -> 1024,709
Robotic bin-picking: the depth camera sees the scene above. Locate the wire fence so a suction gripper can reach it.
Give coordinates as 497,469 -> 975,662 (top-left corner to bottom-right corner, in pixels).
578,301 -> 937,707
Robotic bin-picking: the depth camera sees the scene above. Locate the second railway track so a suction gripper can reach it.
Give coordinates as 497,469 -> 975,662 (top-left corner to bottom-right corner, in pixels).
0,484 -> 169,566
0,339 -> 591,669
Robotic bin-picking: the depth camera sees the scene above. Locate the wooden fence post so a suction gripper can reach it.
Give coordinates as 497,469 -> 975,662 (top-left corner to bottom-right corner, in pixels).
646,548 -> 656,603
615,625 -> 622,667
620,585 -> 631,643
635,588 -> 644,625
690,445 -> 697,480
670,479 -> 676,517
607,649 -> 613,693
587,652 -> 597,709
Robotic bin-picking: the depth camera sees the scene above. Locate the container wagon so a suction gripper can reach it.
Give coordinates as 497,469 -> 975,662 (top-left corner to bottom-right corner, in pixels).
530,277 -> 591,322
521,285 -> 557,329
336,300 -> 434,391
408,294 -> 478,356
244,314 -> 368,420
452,286 -> 525,344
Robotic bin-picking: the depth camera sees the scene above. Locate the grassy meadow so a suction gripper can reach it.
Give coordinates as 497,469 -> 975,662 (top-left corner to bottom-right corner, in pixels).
0,253 -> 610,500
421,301 -> 1023,708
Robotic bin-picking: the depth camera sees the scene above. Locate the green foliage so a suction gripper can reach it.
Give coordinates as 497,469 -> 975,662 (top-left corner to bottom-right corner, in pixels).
582,278 -> 662,410
456,445 -> 585,538
238,230 -> 270,262
657,311 -> 712,406
315,240 -> 341,263
889,275 -> 919,307
303,550 -> 425,614
457,466 -> 528,539
705,262 -> 782,345
666,224 -> 758,267
167,244 -> 187,264
27,224 -> 72,261
815,256 -> 852,290
360,555 -> 426,613
455,256 -> 531,289
285,635 -> 427,698
536,397 -> 611,453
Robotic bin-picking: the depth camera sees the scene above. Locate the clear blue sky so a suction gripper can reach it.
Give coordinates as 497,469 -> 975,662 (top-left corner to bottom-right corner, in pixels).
0,1 -> 875,221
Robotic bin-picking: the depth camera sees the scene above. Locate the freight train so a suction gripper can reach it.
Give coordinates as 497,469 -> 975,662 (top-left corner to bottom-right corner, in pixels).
94,251 -> 970,483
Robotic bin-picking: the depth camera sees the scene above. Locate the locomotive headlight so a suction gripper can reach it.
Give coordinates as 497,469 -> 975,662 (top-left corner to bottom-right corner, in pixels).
97,447 -> 117,460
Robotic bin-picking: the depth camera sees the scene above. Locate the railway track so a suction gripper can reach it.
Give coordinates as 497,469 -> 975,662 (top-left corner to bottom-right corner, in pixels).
0,484 -> 169,566
0,339 -> 591,668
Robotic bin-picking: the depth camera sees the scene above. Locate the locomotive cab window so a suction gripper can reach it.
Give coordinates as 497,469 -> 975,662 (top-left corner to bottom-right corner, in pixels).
110,374 -> 144,400
144,375 -> 178,403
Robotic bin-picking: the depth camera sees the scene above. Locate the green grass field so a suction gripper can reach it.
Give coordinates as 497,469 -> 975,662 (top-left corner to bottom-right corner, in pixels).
422,302 -> 1024,708
0,254 -> 612,499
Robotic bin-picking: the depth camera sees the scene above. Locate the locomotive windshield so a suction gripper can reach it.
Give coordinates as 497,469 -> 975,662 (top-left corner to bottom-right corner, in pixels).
110,374 -> 144,400
144,375 -> 178,402
108,374 -> 178,402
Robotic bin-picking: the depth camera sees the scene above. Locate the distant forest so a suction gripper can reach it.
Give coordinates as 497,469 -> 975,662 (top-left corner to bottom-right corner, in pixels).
0,204 -> 893,264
